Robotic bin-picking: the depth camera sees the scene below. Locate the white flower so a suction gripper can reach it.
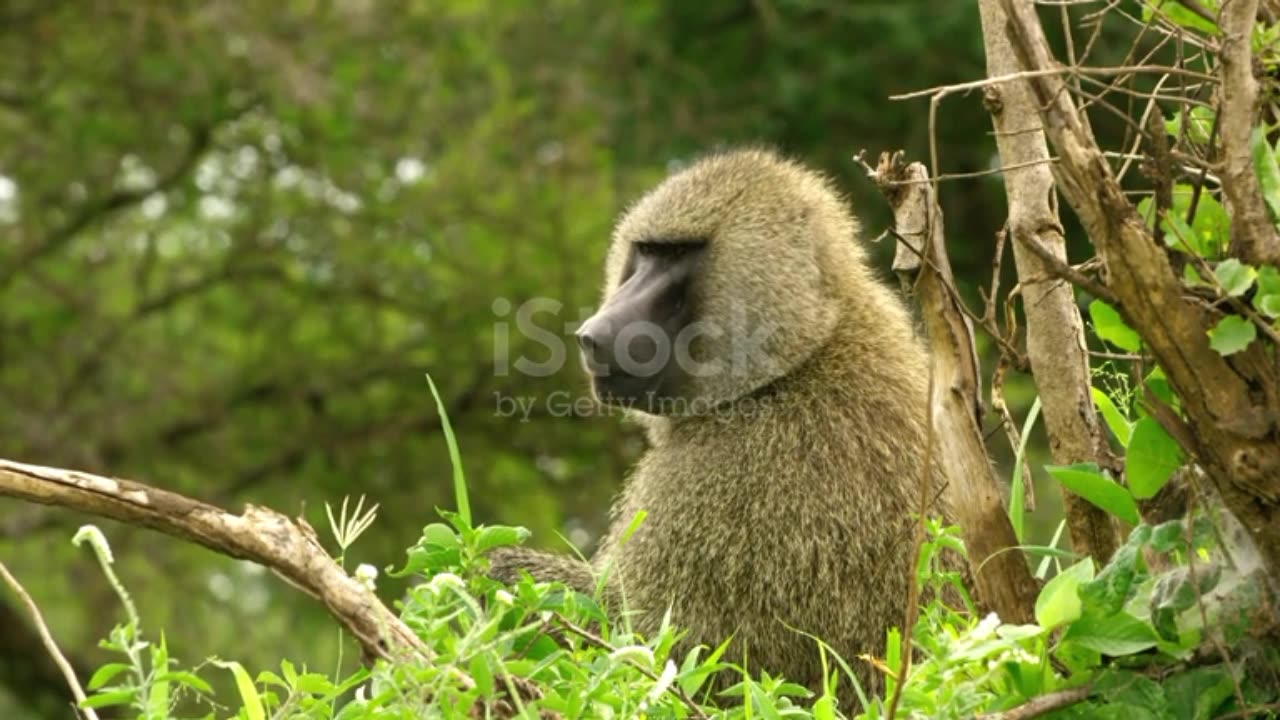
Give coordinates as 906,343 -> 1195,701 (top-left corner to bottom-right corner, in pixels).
354,564 -> 378,591
647,660 -> 678,702
494,589 -> 515,606
608,645 -> 655,671
427,572 -> 466,594
972,612 -> 1002,640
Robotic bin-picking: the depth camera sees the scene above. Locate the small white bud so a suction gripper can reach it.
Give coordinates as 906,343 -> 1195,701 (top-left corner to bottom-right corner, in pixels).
608,645 -> 655,671
354,564 -> 378,591
427,572 -> 466,594
647,659 -> 678,702
72,525 -> 114,564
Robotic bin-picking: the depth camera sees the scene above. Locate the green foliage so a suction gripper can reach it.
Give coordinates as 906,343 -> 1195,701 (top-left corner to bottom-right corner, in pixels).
1089,301 -> 1142,352
1045,464 -> 1141,526
71,385 -> 1275,718
1126,418 -> 1185,500
1207,315 -> 1257,356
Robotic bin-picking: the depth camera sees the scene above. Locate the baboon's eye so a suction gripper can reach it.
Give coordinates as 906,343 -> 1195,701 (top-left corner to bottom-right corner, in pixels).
633,239 -> 706,258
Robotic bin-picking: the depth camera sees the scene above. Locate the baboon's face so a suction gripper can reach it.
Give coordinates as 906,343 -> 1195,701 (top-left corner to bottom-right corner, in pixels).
576,152 -> 845,416
576,238 -> 708,411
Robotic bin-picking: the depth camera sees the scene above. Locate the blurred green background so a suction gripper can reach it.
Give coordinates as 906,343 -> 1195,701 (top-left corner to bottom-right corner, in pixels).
0,1 -> 1123,716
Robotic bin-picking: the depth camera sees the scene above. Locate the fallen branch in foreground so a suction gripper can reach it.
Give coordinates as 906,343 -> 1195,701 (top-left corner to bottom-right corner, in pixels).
0,457 -> 428,664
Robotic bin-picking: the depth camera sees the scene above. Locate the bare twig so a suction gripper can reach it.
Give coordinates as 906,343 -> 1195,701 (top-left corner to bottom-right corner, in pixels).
0,559 -> 99,720
890,64 -> 1215,102
976,685 -> 1092,719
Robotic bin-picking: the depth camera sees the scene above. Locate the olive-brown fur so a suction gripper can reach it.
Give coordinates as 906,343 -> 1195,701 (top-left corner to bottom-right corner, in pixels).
490,148 -> 954,700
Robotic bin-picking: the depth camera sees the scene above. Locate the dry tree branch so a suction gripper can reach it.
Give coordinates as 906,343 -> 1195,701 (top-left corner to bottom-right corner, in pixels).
975,684 -> 1093,719
0,458 -> 429,664
978,0 -> 1121,564
0,560 -> 98,720
1217,0 -> 1280,265
996,0 -> 1280,583
873,153 -> 1038,626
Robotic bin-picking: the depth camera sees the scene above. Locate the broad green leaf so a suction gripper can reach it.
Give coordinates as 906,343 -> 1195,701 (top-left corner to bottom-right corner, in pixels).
1063,612 -> 1160,655
1079,526 -> 1147,615
1047,463 -> 1141,525
1213,258 -> 1256,297
1091,387 -> 1132,447
86,663 -> 132,691
1142,0 -> 1220,33
1141,186 -> 1231,258
1164,666 -> 1236,720
1258,264 -> 1280,294
470,654 -> 495,696
422,523 -> 461,548
1164,107 -> 1215,144
1251,127 -> 1280,227
475,525 -> 531,552
1126,417 -> 1185,499
81,690 -> 137,709
1257,294 -> 1280,318
1255,265 -> 1280,317
1207,314 -> 1256,356
1089,300 -> 1142,352
1035,557 -> 1095,628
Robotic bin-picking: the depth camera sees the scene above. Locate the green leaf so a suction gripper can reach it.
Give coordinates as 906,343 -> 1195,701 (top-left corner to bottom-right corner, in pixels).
81,690 -> 137,709
213,660 -> 265,720
1143,186 -> 1232,258
1090,300 -> 1142,352
1257,294 -> 1280,318
156,670 -> 213,694
426,373 -> 471,528
1035,558 -> 1095,628
1251,127 -> 1280,227
1164,665 -> 1236,720
294,672 -> 335,694
86,663 -> 132,691
1207,314 -> 1256,356
1010,397 -> 1042,543
1079,526 -> 1147,615
1047,463 -> 1141,525
1164,106 -> 1215,144
1258,264 -> 1280,294
1255,265 -> 1280,317
475,525 -> 531,553
1213,258 -> 1257,297
470,654 -> 495,697
1126,417 -> 1185,499
1143,0 -> 1220,33
422,522 -> 461,548
1091,387 -> 1132,447
1184,263 -> 1210,287
1063,612 -> 1160,656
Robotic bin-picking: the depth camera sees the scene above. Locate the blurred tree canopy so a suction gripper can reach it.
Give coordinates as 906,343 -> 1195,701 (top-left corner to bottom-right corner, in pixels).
0,1 -> 1069,716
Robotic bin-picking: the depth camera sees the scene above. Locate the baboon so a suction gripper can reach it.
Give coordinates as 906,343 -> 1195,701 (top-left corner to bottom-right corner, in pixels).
490,148 -> 956,701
